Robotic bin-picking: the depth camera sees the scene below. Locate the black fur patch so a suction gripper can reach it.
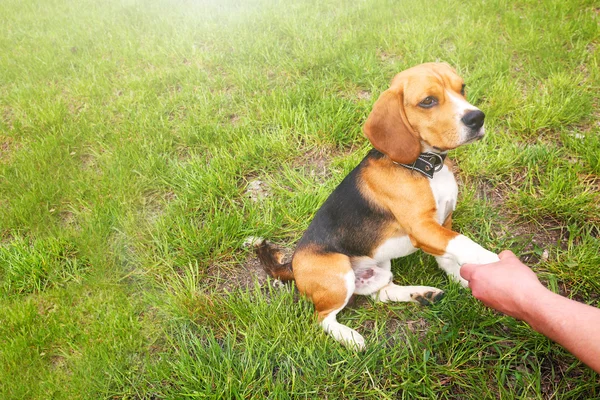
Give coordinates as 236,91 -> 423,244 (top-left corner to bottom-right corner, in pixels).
296,149 -> 394,257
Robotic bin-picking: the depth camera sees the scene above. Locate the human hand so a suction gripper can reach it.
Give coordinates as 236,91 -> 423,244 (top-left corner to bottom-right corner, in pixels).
460,250 -> 548,321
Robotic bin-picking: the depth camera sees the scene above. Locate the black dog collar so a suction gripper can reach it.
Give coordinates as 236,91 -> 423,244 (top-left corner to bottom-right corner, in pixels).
394,152 -> 447,179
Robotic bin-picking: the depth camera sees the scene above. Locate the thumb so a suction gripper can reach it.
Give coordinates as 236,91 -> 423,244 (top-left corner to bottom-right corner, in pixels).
460,263 -> 476,281
498,250 -> 516,260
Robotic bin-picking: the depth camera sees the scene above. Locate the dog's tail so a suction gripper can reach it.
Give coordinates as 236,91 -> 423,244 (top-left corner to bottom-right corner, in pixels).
246,237 -> 295,281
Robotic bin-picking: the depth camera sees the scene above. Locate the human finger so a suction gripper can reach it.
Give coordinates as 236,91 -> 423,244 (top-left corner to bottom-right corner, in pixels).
460,263 -> 476,281
498,250 -> 517,260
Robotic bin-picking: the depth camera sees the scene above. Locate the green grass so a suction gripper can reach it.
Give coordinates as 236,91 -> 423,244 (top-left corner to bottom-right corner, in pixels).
1,0 -> 599,398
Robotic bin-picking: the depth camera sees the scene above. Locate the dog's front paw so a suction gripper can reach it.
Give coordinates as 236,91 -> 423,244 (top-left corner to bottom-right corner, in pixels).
468,249 -> 500,265
446,235 -> 499,266
456,246 -> 500,266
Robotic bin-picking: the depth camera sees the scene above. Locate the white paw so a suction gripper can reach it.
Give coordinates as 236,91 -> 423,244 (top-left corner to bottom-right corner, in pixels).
322,319 -> 366,351
374,284 -> 444,304
467,249 -> 500,265
435,256 -> 468,288
446,235 -> 499,266
409,287 -> 445,305
333,325 -> 366,351
454,275 -> 469,288
343,330 -> 366,351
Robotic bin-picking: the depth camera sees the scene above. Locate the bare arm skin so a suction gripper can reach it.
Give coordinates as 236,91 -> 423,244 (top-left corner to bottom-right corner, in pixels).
461,251 -> 600,374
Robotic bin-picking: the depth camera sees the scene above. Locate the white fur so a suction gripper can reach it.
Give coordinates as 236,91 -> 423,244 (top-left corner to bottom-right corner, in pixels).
320,271 -> 365,350
373,283 -> 444,303
321,314 -> 365,351
372,236 -> 417,263
349,165 -> 458,298
446,90 -> 484,144
352,263 -> 393,295
435,255 -> 467,287
348,236 -> 416,296
243,236 -> 264,248
428,164 -> 458,224
444,235 -> 500,266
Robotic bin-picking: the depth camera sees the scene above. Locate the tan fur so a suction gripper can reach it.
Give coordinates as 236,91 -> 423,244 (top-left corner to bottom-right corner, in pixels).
292,248 -> 353,321
358,155 -> 459,256
364,63 -> 467,162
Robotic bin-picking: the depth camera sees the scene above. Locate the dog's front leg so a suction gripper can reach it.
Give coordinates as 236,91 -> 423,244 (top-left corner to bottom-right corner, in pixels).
435,256 -> 468,287
406,217 -> 499,275
431,213 -> 496,287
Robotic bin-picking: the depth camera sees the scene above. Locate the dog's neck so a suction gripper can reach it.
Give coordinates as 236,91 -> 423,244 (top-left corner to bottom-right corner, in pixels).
392,152 -> 447,178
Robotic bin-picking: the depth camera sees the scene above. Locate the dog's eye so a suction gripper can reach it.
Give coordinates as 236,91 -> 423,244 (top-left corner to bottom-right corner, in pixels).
419,96 -> 437,108
461,84 -> 466,96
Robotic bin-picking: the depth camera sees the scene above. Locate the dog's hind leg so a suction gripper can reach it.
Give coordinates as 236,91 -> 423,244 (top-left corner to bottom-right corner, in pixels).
293,250 -> 365,350
351,257 -> 445,305
372,283 -> 445,305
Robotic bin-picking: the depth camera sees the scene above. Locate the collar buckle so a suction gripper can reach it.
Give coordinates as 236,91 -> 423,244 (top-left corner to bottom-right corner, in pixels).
393,152 -> 447,178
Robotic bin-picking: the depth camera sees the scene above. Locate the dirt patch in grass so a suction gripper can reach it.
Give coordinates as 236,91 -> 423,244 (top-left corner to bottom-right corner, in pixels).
245,178 -> 271,202
227,113 -> 241,125
579,172 -> 600,195
296,147 -> 334,181
0,135 -> 20,164
356,90 -> 372,101
377,49 -> 403,64
1,107 -> 16,130
507,218 -> 569,264
474,178 -> 507,209
241,146 -> 333,202
360,307 -> 432,348
539,351 -> 592,399
208,242 -> 294,294
473,177 -> 569,263
213,256 -> 270,292
141,190 -> 177,225
338,87 -> 373,103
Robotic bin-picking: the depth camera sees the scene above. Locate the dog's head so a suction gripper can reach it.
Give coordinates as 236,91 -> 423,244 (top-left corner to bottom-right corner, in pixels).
363,62 -> 485,164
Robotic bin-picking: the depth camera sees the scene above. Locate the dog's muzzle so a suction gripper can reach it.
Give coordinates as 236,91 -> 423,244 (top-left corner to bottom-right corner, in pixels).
462,109 -> 486,141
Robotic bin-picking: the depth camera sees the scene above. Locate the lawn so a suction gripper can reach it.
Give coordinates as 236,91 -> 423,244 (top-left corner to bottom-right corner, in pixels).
0,0 -> 599,398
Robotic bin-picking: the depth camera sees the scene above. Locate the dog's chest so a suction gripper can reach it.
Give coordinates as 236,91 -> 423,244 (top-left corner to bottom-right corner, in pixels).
428,165 -> 458,223
371,165 -> 458,263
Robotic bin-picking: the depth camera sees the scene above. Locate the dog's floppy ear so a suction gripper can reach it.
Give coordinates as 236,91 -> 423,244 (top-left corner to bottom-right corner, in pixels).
363,88 -> 421,164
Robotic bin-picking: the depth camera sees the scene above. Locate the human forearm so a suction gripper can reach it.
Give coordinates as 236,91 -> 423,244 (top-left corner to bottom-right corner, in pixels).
461,251 -> 600,374
523,289 -> 600,373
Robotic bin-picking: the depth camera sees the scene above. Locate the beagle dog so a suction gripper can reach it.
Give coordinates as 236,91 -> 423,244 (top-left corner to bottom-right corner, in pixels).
253,62 -> 499,350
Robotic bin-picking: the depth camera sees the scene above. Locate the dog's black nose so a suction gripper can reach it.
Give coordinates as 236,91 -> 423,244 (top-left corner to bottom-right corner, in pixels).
461,110 -> 485,131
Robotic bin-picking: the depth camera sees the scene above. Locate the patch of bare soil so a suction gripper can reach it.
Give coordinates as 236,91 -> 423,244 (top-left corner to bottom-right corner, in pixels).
208,243 -> 294,295
142,190 -> 177,225
296,147 -> 334,182
471,176 -> 569,264
539,350 -> 595,399
356,90 -> 371,101
242,146 -> 334,203
377,49 -> 403,64
507,217 -> 569,264
361,307 -> 432,348
227,113 -> 240,125
1,106 -> 15,130
209,256 -> 268,292
0,135 -> 20,164
245,179 -> 270,202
